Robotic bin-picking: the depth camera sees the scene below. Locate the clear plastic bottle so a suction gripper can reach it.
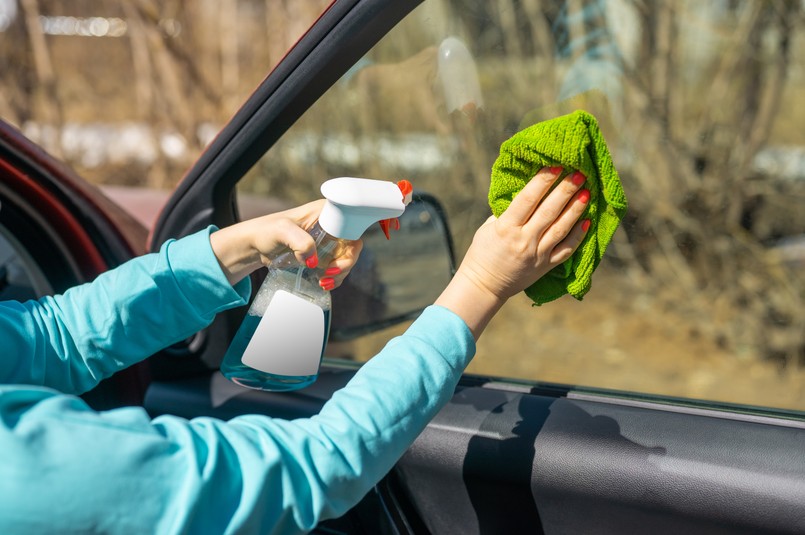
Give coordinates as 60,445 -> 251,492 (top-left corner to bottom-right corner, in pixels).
221,222 -> 347,391
220,177 -> 413,392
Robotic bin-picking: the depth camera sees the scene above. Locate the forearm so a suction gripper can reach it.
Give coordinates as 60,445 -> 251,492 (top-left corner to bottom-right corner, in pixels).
0,306 -> 475,535
0,228 -> 249,394
209,220 -> 265,285
434,268 -> 507,341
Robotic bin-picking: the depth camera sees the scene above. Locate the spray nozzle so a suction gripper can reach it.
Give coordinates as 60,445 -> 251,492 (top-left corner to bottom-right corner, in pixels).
378,218 -> 399,240
378,180 -> 414,239
318,177 -> 413,241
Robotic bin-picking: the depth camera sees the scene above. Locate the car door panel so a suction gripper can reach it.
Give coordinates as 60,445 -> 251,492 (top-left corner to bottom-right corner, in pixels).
397,385 -> 805,534
145,364 -> 805,534
530,396 -> 805,534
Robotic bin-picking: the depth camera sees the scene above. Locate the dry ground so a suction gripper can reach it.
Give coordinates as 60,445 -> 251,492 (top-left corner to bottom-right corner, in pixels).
350,267 -> 805,412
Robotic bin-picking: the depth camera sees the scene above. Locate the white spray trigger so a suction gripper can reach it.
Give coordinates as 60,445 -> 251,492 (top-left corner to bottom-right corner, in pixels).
319,177 -> 408,240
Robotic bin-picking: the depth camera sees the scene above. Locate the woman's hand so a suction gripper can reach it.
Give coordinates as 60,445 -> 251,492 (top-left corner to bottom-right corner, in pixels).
209,199 -> 363,288
435,166 -> 590,339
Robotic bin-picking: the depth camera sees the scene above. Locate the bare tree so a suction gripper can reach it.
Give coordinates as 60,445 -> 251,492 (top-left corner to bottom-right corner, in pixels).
620,0 -> 805,363
19,0 -> 63,157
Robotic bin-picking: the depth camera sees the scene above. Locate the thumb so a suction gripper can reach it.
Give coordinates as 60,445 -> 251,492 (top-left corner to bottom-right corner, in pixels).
285,223 -> 318,267
258,218 -> 317,268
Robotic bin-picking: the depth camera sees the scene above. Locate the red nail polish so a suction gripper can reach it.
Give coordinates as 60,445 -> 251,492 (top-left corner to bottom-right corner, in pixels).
324,267 -> 341,276
550,166 -> 563,175
578,189 -> 591,204
305,254 -> 318,269
571,171 -> 586,186
320,278 -> 335,291
582,219 -> 591,232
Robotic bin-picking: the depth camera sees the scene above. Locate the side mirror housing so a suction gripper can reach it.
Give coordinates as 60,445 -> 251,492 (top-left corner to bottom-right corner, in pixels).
330,193 -> 455,340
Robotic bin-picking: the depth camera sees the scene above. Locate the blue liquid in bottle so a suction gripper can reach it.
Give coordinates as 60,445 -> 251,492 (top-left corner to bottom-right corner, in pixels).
221,233 -> 338,391
222,308 -> 331,391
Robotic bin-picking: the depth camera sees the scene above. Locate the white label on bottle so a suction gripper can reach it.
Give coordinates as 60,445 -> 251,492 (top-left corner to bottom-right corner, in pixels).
241,290 -> 325,376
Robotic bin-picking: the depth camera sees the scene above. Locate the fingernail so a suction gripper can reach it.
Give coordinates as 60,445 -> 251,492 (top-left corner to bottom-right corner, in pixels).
305,254 -> 318,269
549,166 -> 563,175
582,219 -> 591,232
571,171 -> 586,186
319,277 -> 335,291
578,189 -> 591,204
324,267 -> 341,276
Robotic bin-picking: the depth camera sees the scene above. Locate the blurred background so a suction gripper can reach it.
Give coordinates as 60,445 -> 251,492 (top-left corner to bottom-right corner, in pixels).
2,0 -> 805,411
0,0 -> 331,187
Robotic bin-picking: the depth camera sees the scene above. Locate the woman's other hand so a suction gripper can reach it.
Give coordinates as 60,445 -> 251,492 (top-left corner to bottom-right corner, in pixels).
435,166 -> 590,339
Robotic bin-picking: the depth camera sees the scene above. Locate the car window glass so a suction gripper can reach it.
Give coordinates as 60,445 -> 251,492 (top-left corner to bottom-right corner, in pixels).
239,0 -> 805,413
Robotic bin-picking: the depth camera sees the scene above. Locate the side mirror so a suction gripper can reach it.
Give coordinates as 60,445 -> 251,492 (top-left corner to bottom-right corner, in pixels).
329,193 -> 455,341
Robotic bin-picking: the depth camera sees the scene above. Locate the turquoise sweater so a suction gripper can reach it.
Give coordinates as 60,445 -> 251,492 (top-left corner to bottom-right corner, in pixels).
0,227 -> 475,534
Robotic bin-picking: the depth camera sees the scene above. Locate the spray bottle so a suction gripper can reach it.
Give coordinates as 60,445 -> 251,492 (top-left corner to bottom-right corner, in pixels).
221,177 -> 414,391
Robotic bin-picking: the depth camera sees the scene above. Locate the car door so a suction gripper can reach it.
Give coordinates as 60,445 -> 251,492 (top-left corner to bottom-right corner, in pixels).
141,0 -> 805,534
0,119 -> 151,407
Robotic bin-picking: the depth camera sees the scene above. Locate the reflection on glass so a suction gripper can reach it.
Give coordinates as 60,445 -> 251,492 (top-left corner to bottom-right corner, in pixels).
438,36 -> 484,121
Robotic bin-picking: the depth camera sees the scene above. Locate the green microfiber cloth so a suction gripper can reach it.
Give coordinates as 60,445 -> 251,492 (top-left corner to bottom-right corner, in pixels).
488,109 -> 627,305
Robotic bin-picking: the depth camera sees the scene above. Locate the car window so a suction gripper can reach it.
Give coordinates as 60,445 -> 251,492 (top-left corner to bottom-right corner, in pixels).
238,0 -> 805,412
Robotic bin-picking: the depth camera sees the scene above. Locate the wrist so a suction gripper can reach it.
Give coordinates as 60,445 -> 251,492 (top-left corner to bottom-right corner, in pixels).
209,223 -> 263,285
434,268 -> 507,341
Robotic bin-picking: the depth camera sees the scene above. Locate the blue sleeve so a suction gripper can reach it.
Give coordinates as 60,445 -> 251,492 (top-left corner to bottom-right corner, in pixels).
0,305 -> 475,534
0,226 -> 250,394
